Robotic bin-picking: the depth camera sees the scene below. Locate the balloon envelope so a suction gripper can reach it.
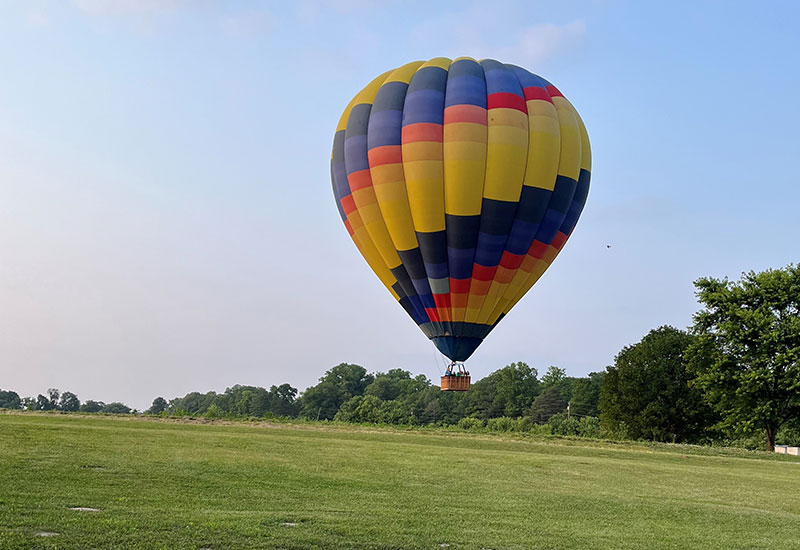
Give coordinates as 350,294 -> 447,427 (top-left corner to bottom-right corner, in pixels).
331,57 -> 591,362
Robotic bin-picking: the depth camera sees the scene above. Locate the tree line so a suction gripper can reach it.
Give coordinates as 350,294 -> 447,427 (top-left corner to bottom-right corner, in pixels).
2,266 -> 798,451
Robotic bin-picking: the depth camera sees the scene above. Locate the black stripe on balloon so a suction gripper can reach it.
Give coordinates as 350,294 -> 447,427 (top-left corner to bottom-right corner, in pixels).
371,81 -> 408,112
549,175 -> 578,213
415,230 -> 448,267
477,199 -> 518,235
397,248 -> 428,281
444,214 -> 481,249
345,104 -> 371,137
515,186 -> 551,224
406,66 -> 448,95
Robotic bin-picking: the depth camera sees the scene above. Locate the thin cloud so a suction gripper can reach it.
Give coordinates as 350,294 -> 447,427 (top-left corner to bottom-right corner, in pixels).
409,2 -> 586,66
28,10 -> 49,27
503,20 -> 586,66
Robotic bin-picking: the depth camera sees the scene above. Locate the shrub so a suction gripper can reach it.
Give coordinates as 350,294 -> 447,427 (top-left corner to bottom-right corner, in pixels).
457,417 -> 485,431
204,404 -> 222,419
577,416 -> 602,438
487,416 -> 517,432
777,425 -> 800,447
547,413 -> 580,436
518,416 -> 551,434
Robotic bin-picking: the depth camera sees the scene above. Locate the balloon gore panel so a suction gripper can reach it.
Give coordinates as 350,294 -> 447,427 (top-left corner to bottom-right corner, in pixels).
331,58 -> 590,361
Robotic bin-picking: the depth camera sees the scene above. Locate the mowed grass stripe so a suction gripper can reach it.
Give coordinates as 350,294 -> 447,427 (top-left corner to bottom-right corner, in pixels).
0,413 -> 798,549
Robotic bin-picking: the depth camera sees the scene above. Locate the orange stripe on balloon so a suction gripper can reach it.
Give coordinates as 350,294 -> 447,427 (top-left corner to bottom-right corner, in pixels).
444,104 -> 487,125
451,293 -> 469,308
469,279 -> 491,296
401,122 -> 443,143
347,169 -> 373,191
341,195 -> 357,215
367,145 -> 402,167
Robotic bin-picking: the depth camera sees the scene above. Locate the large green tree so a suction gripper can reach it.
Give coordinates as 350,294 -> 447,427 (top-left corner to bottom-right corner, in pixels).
147,397 -> 168,415
492,362 -> 540,417
58,391 -> 80,412
365,369 -> 428,401
687,265 -> 800,451
569,372 -> 604,417
528,386 -> 567,423
0,389 -> 21,409
79,400 -> 105,413
268,384 -> 301,417
101,402 -> 132,414
300,363 -> 373,420
599,326 -> 713,443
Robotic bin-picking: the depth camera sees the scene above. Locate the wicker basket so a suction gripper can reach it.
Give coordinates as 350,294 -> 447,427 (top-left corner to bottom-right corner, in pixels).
440,375 -> 471,391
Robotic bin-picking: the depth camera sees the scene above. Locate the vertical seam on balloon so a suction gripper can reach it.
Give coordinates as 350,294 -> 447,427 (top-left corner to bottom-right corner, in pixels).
484,74 -> 559,324
366,70 -> 439,333
495,82 -> 582,319
461,59 -> 492,338
401,57 -> 452,339
447,58 -> 489,340
433,59 -> 453,333
341,70 -> 430,326
533,98 -> 591,284
471,62 -> 531,329
367,62 -> 440,337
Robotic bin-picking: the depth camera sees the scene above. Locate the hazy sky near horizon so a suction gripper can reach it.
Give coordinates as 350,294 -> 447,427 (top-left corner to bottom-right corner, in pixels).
1,1 -> 798,410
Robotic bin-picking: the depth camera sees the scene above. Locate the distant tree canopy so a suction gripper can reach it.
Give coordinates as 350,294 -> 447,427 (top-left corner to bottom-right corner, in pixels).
0,389 -> 21,409
529,386 -> 567,423
59,391 -> 80,412
300,363 -> 374,420
687,265 -> 800,451
147,397 -> 168,415
492,362 -> 540,417
4,263 -> 795,453
540,366 -> 568,394
23,388 -> 81,412
102,402 -> 132,414
569,372 -> 604,417
599,326 -> 714,443
164,383 -> 301,419
80,400 -> 105,413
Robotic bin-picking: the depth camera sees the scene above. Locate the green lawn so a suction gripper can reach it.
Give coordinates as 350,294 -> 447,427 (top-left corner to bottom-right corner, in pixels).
1,413 -> 799,549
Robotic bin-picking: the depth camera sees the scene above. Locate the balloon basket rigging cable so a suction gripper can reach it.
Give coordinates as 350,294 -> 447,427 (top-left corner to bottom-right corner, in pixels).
441,362 -> 470,392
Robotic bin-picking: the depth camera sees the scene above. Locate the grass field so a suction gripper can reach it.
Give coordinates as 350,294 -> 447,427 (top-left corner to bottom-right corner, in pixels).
1,413 -> 799,549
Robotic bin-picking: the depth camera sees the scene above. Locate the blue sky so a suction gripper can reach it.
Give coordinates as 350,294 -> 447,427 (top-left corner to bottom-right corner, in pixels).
1,1 -> 798,409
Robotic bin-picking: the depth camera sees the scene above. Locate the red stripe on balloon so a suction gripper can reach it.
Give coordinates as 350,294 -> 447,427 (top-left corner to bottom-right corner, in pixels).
341,195 -> 357,215
545,85 -> 563,98
522,86 -> 553,103
471,264 -> 497,281
528,240 -> 548,259
433,293 -> 451,309
487,92 -> 527,113
425,308 -> 441,323
499,251 -> 524,270
551,231 -> 568,250
449,277 -> 471,294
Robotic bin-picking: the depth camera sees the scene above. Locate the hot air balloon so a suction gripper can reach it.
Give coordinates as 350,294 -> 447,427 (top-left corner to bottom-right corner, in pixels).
330,57 -> 591,391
